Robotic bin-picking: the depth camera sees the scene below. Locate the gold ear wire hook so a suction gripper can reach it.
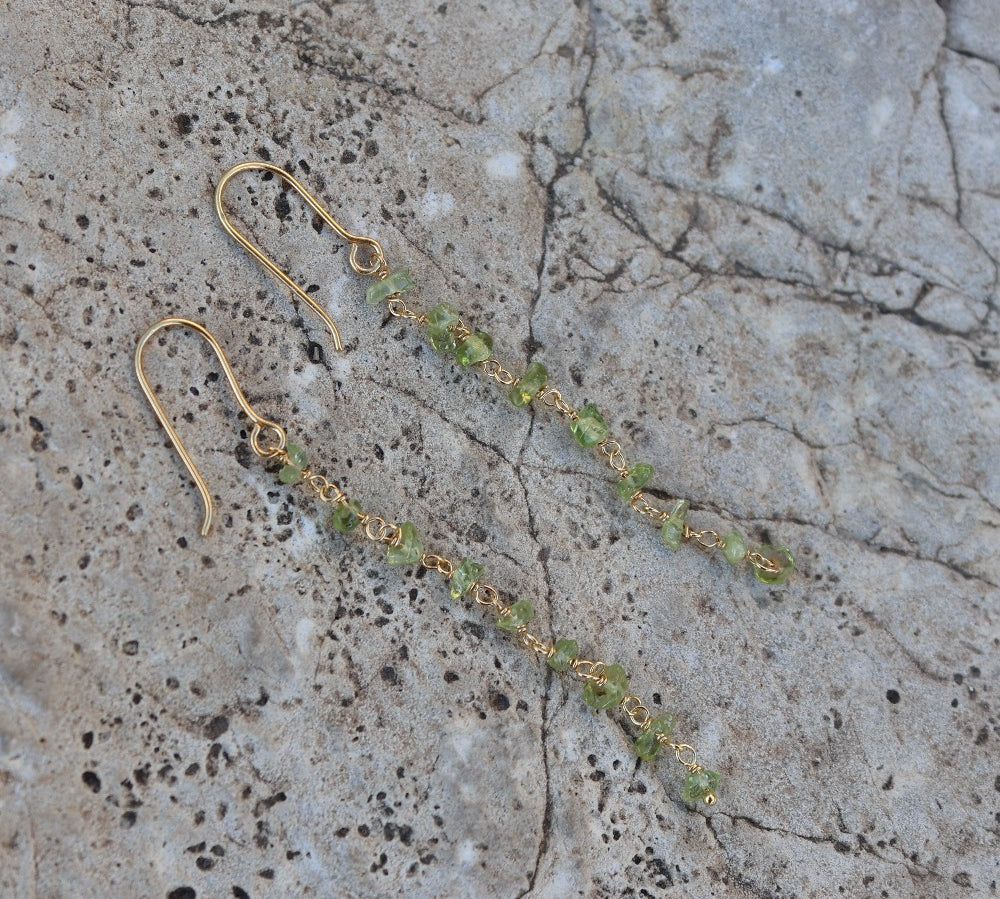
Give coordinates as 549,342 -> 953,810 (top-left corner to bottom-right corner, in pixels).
214,161 -> 389,352
134,317 -> 287,537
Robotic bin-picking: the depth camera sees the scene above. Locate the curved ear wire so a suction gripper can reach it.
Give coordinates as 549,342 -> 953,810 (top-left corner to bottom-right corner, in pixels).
134,317 -> 287,537
214,161 -> 389,352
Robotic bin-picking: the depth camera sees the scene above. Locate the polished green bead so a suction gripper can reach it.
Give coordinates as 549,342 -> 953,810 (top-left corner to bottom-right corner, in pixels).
582,663 -> 628,710
449,558 -> 483,600
278,464 -> 303,484
427,303 -> 460,329
616,463 -> 654,501
660,499 -> 689,549
497,598 -> 534,632
721,529 -> 747,566
365,268 -> 416,306
386,521 -> 423,565
285,442 -> 308,469
681,768 -> 721,803
330,501 -> 362,533
570,403 -> 609,447
508,361 -> 549,407
546,638 -> 578,672
754,545 -> 794,585
455,331 -> 493,366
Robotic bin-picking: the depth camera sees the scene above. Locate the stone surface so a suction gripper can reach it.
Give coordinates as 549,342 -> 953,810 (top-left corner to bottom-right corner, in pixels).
1,1 -> 998,897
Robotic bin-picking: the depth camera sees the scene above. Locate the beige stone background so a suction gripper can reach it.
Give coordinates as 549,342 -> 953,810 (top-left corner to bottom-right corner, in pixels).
1,1 -> 998,897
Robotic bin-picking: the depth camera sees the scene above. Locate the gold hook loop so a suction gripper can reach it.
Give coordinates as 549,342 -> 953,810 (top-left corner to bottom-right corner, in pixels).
214,161 -> 389,352
134,317 -> 287,537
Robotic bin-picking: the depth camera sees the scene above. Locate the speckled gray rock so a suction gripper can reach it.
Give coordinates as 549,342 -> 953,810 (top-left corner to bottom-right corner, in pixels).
1,1 -> 997,898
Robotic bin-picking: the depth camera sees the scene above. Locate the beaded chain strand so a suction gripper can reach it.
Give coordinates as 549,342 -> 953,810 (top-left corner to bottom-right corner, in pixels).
364,269 -> 794,587
270,433 -> 720,807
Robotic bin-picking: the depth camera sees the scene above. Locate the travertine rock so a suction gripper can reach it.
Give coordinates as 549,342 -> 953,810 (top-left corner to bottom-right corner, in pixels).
1,1 -> 997,897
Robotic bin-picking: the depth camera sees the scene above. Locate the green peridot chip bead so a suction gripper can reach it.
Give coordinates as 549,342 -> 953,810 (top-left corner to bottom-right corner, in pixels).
426,303 -> 461,355
365,268 -> 416,306
449,558 -> 483,600
570,403 -> 609,447
546,638 -> 578,672
508,361 -> 548,408
330,501 -> 363,533
278,464 -> 303,485
721,529 -> 747,566
660,499 -> 689,549
634,712 -> 676,761
497,598 -> 534,632
386,521 -> 423,565
616,463 -> 654,501
582,663 -> 628,710
455,331 -> 493,366
754,544 -> 794,585
285,443 -> 307,469
681,768 -> 721,804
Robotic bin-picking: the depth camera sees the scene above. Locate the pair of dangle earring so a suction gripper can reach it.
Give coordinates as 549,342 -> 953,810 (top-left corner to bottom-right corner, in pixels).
213,161 -> 795,587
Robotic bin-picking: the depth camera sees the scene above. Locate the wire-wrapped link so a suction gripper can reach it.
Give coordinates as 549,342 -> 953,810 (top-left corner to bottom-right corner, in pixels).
537,386 -> 577,420
480,358 -> 518,386
420,553 -> 455,577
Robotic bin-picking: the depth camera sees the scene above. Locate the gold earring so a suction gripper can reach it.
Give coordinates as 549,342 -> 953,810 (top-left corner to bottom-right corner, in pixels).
214,161 -> 794,586
135,316 -> 720,807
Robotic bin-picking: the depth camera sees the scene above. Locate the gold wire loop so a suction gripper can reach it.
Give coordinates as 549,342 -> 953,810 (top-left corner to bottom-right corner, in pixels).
134,317 -> 287,538
214,161 -> 389,351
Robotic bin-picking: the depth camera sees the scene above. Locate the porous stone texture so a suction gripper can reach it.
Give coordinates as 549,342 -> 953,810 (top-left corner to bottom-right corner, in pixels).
1,1 -> 997,897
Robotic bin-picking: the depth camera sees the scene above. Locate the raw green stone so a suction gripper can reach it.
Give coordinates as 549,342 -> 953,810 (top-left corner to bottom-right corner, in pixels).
449,558 -> 483,600
455,331 -> 493,366
497,598 -> 534,632
386,521 -> 423,565
330,501 -> 362,533
285,442 -> 307,469
546,638 -> 578,672
508,361 -> 549,407
426,304 -> 461,355
582,663 -> 628,710
570,403 -> 609,447
427,325 -> 458,355
681,768 -> 721,803
660,499 -> 689,549
616,463 -> 654,501
754,544 -> 794,585
634,712 -> 676,760
278,464 -> 303,485
721,529 -> 747,566
365,268 -> 415,306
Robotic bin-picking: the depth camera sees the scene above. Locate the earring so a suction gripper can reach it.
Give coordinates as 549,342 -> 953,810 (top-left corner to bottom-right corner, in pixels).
135,316 -> 721,807
215,162 -> 794,587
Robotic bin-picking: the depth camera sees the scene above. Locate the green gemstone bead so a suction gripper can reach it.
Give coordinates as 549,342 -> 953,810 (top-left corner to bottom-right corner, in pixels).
278,464 -> 303,484
582,663 -> 628,710
330,501 -> 362,533
635,712 -> 676,760
449,558 -> 483,600
546,638 -> 578,672
508,361 -> 549,408
497,598 -> 534,632
681,768 -> 721,804
427,325 -> 458,355
365,268 -> 416,306
285,442 -> 308,469
660,499 -> 689,549
754,544 -> 794,585
616,463 -> 654,501
427,303 -> 460,329
386,521 -> 423,565
721,529 -> 747,566
570,403 -> 609,447
455,331 -> 493,366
